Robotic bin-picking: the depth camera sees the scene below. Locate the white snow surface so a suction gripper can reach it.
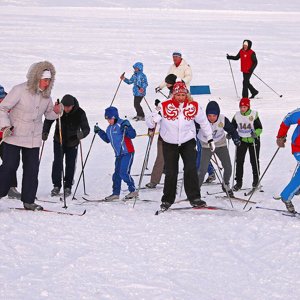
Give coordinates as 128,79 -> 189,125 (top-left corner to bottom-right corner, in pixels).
1,1 -> 300,299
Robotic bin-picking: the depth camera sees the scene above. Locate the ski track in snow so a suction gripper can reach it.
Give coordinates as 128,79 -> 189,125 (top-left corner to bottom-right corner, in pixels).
1,1 -> 300,299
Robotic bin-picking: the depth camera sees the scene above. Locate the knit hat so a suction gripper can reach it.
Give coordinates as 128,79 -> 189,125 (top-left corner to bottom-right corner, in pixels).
165,74 -> 177,85
61,94 -> 76,106
172,82 -> 188,95
239,97 -> 250,108
206,101 -> 220,116
172,51 -> 182,57
105,106 -> 119,119
0,85 -> 7,99
41,69 -> 52,79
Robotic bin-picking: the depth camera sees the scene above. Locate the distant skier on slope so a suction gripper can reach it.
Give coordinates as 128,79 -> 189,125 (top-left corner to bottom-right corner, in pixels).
276,108 -> 300,213
227,39 -> 259,99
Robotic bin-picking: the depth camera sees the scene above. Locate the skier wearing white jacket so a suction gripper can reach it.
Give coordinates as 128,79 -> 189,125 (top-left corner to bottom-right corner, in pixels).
147,82 -> 214,210
156,51 -> 192,92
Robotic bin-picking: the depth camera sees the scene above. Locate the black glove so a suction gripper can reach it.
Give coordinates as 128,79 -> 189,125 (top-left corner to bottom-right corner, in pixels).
233,138 -> 241,147
77,131 -> 84,140
120,120 -> 131,132
94,124 -> 101,134
155,87 -> 161,93
226,54 -> 230,60
226,133 -> 232,140
251,131 -> 258,139
155,99 -> 161,107
42,132 -> 48,141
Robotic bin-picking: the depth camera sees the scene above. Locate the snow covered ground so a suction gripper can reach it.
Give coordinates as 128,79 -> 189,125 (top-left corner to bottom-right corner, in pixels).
1,1 -> 300,299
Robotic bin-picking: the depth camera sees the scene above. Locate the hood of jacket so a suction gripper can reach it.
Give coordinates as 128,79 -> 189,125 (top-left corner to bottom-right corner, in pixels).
26,61 -> 56,98
133,62 -> 143,72
243,39 -> 252,50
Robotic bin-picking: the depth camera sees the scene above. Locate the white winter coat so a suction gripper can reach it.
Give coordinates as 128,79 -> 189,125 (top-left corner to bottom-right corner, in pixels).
0,61 -> 58,148
159,59 -> 192,89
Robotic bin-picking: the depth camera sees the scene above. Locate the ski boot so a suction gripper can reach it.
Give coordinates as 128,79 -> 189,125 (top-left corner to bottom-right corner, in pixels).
222,184 -> 234,198
233,181 -> 242,191
64,188 -> 72,197
205,173 -> 216,183
104,194 -> 119,201
7,187 -> 21,200
51,187 -> 61,197
160,201 -> 172,210
283,200 -> 296,214
145,182 -> 157,189
190,198 -> 207,208
124,190 -> 139,199
23,202 -> 43,211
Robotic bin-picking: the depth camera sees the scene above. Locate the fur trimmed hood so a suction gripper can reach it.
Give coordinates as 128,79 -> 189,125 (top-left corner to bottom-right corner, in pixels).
26,61 -> 56,98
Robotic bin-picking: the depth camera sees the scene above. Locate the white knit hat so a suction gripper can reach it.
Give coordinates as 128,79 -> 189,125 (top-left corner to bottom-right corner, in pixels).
243,41 -> 248,46
41,70 -> 51,79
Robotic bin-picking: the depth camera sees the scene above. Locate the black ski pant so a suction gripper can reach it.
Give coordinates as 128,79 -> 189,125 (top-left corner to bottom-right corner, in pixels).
0,141 -> 18,187
235,140 -> 260,185
162,139 -> 200,205
242,73 -> 258,98
52,140 -> 78,189
134,96 -> 145,118
0,143 -> 39,204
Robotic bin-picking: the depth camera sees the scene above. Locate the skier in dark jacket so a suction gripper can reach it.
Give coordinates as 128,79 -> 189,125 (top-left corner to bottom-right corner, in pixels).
42,94 -> 90,197
227,39 -> 259,98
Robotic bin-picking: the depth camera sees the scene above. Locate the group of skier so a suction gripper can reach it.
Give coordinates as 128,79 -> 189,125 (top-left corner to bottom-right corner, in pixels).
0,39 -> 299,213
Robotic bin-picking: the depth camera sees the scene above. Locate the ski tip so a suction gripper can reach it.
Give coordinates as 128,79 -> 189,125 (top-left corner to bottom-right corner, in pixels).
82,209 -> 87,216
155,210 -> 159,215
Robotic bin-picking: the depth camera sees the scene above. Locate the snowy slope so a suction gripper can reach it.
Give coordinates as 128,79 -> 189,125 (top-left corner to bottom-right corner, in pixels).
1,1 -> 300,299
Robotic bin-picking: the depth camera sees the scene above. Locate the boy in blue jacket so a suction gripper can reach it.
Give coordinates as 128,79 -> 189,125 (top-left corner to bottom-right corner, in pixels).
120,62 -> 148,121
94,106 -> 138,200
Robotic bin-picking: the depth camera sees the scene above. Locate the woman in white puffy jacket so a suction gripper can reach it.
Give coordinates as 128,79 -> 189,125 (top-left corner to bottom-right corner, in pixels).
146,82 -> 214,210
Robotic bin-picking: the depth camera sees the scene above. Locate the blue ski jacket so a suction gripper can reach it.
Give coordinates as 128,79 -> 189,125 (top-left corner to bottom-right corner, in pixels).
98,118 -> 136,156
123,62 -> 148,97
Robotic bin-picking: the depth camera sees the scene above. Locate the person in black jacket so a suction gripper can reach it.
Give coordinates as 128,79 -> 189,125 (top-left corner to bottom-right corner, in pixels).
42,94 -> 90,197
227,39 -> 259,98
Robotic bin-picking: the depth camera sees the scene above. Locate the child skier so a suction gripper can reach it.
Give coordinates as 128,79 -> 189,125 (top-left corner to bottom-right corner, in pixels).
231,98 -> 262,191
276,108 -> 300,213
94,106 -> 138,200
197,101 -> 240,196
120,62 -> 148,121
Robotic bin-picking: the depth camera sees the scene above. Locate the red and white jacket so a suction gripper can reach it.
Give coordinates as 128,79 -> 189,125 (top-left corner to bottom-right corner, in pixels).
146,98 -> 212,145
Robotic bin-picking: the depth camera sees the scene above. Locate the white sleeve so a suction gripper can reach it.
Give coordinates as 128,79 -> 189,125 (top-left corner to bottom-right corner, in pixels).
194,107 -> 213,141
146,111 -> 162,129
44,98 -> 58,120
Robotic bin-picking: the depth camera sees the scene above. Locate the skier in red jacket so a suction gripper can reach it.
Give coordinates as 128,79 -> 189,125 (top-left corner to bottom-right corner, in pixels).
227,39 -> 259,99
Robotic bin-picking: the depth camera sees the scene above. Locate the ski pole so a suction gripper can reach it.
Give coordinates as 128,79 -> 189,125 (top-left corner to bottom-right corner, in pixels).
133,124 -> 157,208
228,59 -> 239,99
158,89 -> 168,99
79,141 -> 88,195
243,147 -> 280,209
143,97 -> 152,112
39,140 -> 45,163
253,73 -> 283,98
110,72 -> 125,107
231,146 -> 237,188
72,132 -> 97,200
212,152 -> 234,208
57,99 -> 67,209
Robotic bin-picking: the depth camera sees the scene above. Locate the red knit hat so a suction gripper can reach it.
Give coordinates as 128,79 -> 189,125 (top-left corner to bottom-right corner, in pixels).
172,82 -> 188,95
239,97 -> 250,108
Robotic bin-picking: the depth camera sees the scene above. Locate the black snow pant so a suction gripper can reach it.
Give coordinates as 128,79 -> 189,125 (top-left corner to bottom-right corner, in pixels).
161,139 -> 200,205
0,143 -> 39,204
134,96 -> 145,118
0,141 -> 18,187
51,140 -> 78,189
243,73 -> 258,98
235,139 -> 260,186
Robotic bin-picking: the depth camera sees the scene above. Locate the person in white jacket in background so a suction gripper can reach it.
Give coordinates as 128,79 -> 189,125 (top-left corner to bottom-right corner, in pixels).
147,82 -> 214,210
155,51 -> 192,92
0,61 -> 62,211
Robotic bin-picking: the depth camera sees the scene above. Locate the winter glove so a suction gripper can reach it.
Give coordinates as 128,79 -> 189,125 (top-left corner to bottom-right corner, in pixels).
155,99 -> 161,106
226,133 -> 231,140
155,87 -> 161,93
120,120 -> 131,132
208,139 -> 216,152
276,137 -> 286,148
94,124 -> 101,134
0,126 -> 13,139
233,138 -> 241,147
251,131 -> 258,139
120,73 -> 125,80
42,132 -> 48,141
226,54 -> 231,60
77,131 -> 84,140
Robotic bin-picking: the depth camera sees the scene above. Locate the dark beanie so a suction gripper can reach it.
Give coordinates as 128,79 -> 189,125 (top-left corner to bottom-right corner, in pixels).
61,94 -> 76,106
0,85 -> 7,99
206,101 -> 220,116
165,74 -> 177,85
